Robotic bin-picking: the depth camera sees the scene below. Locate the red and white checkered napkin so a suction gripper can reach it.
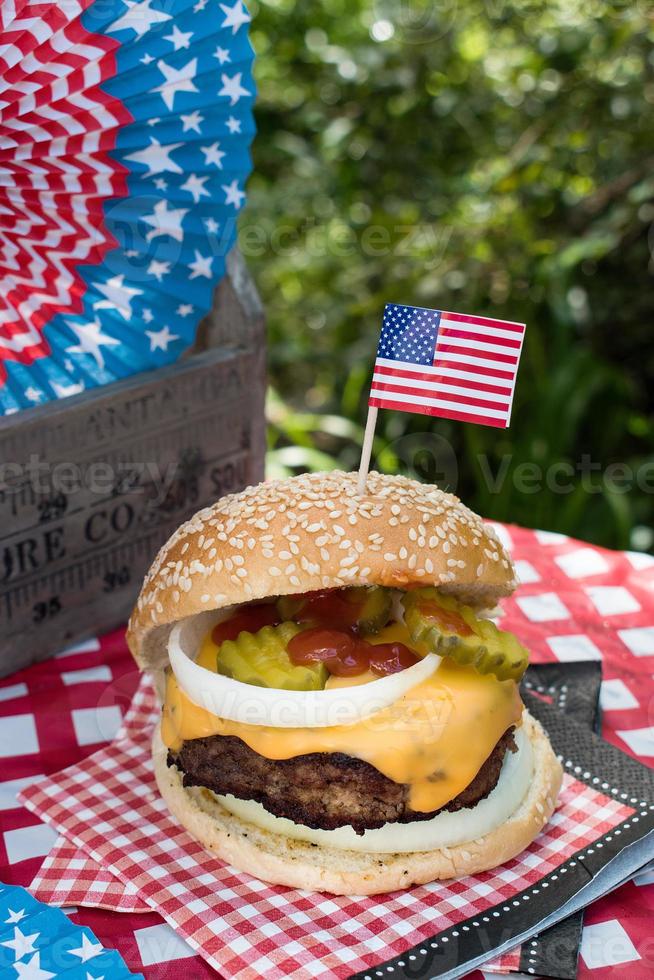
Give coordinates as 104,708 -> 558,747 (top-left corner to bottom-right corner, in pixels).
19,680 -> 634,980
33,837 -> 151,913
482,943 -> 522,974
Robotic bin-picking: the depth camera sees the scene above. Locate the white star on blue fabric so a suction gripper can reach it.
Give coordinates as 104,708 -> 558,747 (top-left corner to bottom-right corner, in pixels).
125,138 -> 182,177
201,142 -> 225,168
220,0 -> 250,34
154,58 -> 199,110
189,250 -> 213,278
65,319 -> 120,370
143,199 -> 188,243
146,325 -> 179,351
222,179 -> 246,208
165,25 -> 193,50
13,953 -> 54,980
181,110 -> 203,133
218,71 -> 250,106
52,380 -> 85,398
148,260 -> 171,281
93,274 -> 143,319
0,925 -> 39,959
181,173 -> 210,203
5,908 -> 28,924
68,933 -> 103,962
107,0 -> 171,37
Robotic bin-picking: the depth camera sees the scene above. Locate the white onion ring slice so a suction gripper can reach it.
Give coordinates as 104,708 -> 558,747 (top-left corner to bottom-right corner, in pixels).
168,609 -> 440,729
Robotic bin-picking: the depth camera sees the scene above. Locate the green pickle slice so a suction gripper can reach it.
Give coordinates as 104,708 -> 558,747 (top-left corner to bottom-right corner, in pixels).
276,595 -> 304,621
402,587 -> 529,681
216,622 -> 328,691
348,585 -> 392,633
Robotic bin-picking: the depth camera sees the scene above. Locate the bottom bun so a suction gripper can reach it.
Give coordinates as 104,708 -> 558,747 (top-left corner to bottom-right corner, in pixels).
152,711 -> 562,896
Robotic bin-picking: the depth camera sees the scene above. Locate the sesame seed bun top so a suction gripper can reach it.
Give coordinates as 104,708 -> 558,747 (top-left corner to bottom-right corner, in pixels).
127,470 -> 517,672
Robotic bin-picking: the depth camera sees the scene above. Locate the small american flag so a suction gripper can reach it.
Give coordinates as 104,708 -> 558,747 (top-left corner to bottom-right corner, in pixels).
369,304 -> 526,428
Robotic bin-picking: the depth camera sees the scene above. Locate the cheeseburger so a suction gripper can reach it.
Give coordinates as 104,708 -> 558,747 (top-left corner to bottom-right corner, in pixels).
127,471 -> 562,896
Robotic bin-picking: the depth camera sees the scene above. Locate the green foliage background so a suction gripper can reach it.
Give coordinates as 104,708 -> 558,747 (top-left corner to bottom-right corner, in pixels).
244,0 -> 654,550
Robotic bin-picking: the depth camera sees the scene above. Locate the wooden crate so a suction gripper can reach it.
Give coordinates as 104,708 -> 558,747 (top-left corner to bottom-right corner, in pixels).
0,250 -> 266,677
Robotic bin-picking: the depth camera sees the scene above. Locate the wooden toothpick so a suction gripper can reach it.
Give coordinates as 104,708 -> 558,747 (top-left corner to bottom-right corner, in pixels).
357,404 -> 378,495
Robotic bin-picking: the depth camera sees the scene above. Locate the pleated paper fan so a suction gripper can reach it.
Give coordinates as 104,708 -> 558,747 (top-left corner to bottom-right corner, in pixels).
0,0 -> 255,415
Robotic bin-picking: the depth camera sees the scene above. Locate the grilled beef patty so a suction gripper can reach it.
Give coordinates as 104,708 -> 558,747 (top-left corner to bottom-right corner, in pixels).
168,727 -> 516,835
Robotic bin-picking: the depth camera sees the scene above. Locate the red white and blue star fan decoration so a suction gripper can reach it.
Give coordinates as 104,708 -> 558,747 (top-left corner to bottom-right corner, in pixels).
0,882 -> 144,977
0,0 -> 255,415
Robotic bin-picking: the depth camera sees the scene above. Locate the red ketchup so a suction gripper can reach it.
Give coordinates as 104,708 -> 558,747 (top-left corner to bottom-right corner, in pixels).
287,627 -> 419,677
416,601 -> 473,637
211,603 -> 280,645
292,590 -> 364,629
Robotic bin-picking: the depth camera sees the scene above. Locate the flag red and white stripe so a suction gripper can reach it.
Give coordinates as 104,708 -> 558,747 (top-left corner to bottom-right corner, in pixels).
369,307 -> 526,429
